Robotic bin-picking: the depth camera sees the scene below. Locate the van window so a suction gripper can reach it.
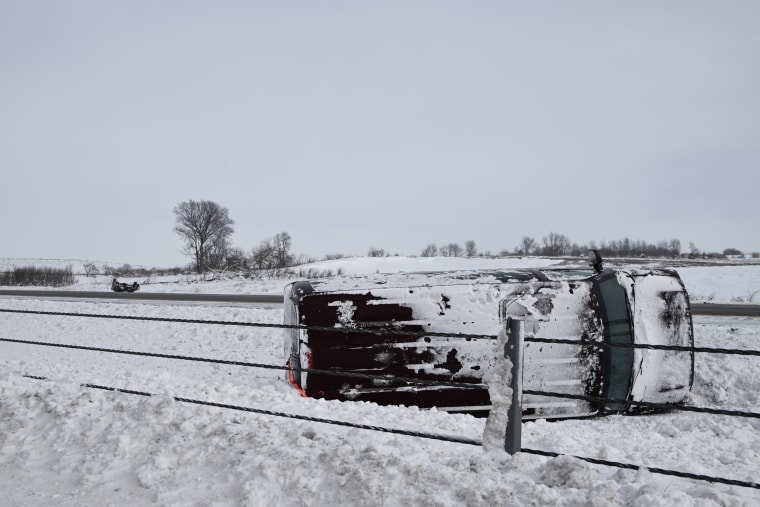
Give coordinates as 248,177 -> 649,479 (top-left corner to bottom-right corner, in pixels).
594,277 -> 634,411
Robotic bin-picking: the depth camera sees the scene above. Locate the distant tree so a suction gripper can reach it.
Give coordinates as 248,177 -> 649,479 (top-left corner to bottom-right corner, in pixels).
225,247 -> 249,271
273,232 -> 294,268
82,263 -> 98,277
205,235 -> 233,271
517,236 -> 537,256
688,242 -> 700,259
250,232 -> 294,270
465,240 -> 477,257
447,243 -> 463,257
541,232 -> 571,257
569,243 -> 585,256
421,244 -> 438,257
251,239 -> 276,270
368,247 -> 386,257
723,248 -> 743,257
173,200 -> 235,273
668,239 -> 682,258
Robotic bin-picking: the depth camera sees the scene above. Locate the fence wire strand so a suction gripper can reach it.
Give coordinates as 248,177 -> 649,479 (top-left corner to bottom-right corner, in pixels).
3,307 -> 760,357
524,336 -> 760,357
0,336 -> 484,391
2,335 -> 758,419
522,389 -> 760,420
0,308 -> 497,340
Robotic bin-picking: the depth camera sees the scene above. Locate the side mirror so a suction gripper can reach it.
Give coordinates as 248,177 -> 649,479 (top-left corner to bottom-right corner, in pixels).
588,250 -> 604,274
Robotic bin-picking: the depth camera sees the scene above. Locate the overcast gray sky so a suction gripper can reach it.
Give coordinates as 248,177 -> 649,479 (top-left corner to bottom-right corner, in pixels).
2,1 -> 759,267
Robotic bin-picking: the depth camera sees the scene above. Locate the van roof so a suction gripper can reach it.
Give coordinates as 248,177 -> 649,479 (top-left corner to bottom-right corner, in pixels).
294,266 -> 601,294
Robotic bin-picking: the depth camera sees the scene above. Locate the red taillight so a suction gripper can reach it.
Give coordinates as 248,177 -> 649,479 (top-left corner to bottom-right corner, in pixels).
286,360 -> 308,398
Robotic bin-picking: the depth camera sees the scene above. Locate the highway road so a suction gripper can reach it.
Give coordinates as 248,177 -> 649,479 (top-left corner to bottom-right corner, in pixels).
1,290 -> 759,317
689,303 -> 760,317
0,290 -> 282,304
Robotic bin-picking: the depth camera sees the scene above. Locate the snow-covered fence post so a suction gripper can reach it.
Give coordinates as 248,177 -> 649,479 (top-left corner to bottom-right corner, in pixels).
504,317 -> 524,454
482,316 -> 524,454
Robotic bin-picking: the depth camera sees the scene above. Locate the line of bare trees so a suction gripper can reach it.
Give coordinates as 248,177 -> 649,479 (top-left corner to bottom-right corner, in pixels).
420,240 -> 478,258
512,234 -> 755,259
173,200 -> 302,274
512,233 -> 684,258
417,234 -> 720,259
0,265 -> 75,287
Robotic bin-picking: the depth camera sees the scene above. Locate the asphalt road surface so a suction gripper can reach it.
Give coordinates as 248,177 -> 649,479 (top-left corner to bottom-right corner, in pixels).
1,290 -> 759,317
689,303 -> 760,317
0,290 -> 282,304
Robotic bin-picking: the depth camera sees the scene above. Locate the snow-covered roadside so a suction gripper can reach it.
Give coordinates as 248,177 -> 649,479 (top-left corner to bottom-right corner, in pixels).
4,256 -> 760,304
1,294 -> 758,505
677,266 -> 760,303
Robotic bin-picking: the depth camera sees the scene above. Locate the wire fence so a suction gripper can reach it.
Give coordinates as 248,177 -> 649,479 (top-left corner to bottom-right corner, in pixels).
1,306 -> 759,491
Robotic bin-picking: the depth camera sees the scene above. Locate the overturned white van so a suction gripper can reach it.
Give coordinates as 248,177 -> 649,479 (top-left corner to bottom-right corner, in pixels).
283,258 -> 693,419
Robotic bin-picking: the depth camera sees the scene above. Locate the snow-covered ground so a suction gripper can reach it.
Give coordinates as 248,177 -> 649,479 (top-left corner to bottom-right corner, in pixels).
1,257 -> 759,505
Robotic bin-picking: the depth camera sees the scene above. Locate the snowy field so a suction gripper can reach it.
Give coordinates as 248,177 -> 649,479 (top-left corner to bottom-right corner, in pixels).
1,257 -> 760,505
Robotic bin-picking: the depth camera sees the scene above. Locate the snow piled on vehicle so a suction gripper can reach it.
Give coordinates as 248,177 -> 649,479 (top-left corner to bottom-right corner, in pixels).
482,327 -> 514,452
622,271 -> 694,406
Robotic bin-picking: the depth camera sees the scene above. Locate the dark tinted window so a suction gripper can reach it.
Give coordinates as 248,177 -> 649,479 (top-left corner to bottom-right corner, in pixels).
595,277 -> 634,411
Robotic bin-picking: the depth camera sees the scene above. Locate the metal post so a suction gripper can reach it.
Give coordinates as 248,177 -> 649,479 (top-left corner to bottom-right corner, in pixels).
504,317 -> 524,454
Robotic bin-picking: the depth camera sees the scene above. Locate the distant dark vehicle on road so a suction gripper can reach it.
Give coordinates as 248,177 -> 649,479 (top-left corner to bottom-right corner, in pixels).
283,252 -> 694,419
111,278 -> 140,293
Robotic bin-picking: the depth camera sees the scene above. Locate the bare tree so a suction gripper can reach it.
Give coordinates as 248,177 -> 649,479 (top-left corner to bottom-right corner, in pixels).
368,247 -> 386,257
517,236 -> 537,256
250,232 -> 294,270
688,241 -> 700,259
465,240 -> 477,257
421,243 -> 438,257
225,248 -> 249,271
173,200 -> 235,273
205,235 -> 233,272
668,239 -> 682,258
82,263 -> 98,277
542,232 -> 571,257
273,232 -> 294,268
251,239 -> 277,270
447,242 -> 463,257
251,241 -> 274,269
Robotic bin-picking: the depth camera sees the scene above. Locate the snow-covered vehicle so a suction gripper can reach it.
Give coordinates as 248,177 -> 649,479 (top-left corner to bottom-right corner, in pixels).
111,278 -> 140,293
283,255 -> 694,419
